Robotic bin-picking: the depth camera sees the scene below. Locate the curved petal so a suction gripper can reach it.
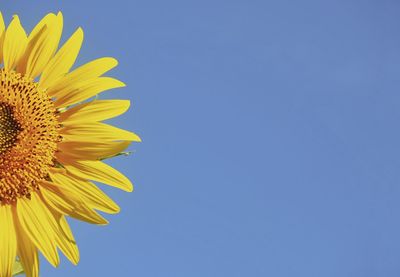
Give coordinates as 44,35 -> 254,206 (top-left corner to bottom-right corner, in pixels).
40,181 -> 108,225
3,15 -> 27,71
58,158 -> 133,192
28,13 -> 56,39
54,77 -> 125,108
46,209 -> 79,265
39,27 -> 83,90
60,122 -> 141,142
23,12 -> 64,79
59,99 -> 130,124
0,12 -> 6,63
47,57 -> 118,96
50,170 -> 120,213
13,210 -> 39,277
16,193 -> 60,267
0,205 -> 17,277
57,140 -> 131,160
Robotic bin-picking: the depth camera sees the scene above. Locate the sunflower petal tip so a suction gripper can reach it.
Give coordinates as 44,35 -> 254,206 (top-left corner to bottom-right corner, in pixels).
121,99 -> 131,111
126,183 -> 134,192
110,57 -> 118,64
114,79 -> 126,88
108,204 -> 121,214
76,27 -> 84,42
51,257 -> 61,268
71,255 -> 80,266
131,133 -> 142,143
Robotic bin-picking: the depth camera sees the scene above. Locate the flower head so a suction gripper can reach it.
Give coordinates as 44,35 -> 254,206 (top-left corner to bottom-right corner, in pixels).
0,12 -> 140,277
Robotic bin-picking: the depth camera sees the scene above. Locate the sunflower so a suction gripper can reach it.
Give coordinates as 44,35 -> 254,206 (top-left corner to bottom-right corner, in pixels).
0,12 -> 140,277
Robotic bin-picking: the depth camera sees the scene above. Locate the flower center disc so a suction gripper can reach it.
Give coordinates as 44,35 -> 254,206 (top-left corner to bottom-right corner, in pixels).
0,69 -> 60,204
0,103 -> 22,155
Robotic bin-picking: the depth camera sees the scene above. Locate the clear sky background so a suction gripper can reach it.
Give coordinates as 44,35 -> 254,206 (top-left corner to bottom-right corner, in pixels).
2,0 -> 400,276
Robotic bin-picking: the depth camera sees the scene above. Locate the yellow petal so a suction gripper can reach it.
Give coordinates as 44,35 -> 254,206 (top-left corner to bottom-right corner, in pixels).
40,181 -> 108,225
59,99 -> 130,124
50,171 -> 120,214
17,25 -> 46,75
34,192 -> 80,265
23,12 -> 63,79
58,159 -> 133,192
48,210 -> 79,265
28,13 -> 56,39
0,205 -> 17,277
58,215 -> 79,265
17,13 -> 56,75
16,193 -> 60,267
58,140 -> 131,160
3,15 -> 28,71
39,28 -> 83,90
60,122 -> 141,142
54,77 -> 125,108
13,211 -> 39,277
0,12 -> 6,63
47,57 -> 118,95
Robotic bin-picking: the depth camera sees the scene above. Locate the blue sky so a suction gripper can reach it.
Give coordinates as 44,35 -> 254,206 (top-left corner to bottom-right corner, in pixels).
3,0 -> 400,276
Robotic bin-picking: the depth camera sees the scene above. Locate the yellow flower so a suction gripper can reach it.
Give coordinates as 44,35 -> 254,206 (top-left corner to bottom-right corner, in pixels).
0,12 -> 140,277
